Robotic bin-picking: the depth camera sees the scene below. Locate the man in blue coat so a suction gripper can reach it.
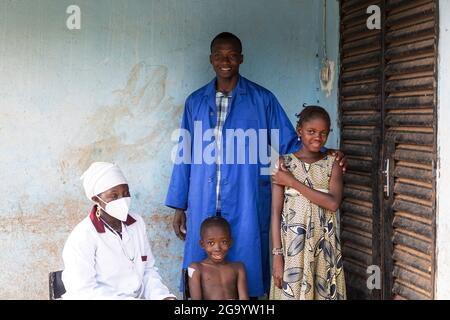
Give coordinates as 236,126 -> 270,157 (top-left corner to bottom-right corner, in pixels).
166,32 -> 343,297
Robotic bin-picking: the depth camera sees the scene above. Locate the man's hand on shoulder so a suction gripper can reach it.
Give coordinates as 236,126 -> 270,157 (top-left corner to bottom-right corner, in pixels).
327,149 -> 347,173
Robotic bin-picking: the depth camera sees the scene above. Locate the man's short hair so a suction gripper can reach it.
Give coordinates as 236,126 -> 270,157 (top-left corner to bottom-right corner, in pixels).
210,32 -> 242,53
200,216 -> 232,238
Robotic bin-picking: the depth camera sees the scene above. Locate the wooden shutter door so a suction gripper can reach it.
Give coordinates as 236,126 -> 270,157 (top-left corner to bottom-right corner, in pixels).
383,0 -> 437,300
339,0 -> 383,300
339,0 -> 437,299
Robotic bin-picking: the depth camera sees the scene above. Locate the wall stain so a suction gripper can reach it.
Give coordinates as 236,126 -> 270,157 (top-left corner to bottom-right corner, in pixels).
63,62 -> 179,172
3,61 -> 185,299
1,199 -> 85,234
0,199 -> 86,299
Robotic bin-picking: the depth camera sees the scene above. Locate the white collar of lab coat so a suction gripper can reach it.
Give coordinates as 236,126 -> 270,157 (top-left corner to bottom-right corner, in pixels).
89,205 -> 136,233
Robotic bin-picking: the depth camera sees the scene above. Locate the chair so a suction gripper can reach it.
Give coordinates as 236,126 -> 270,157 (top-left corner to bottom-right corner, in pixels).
182,268 -> 190,300
49,270 -> 66,300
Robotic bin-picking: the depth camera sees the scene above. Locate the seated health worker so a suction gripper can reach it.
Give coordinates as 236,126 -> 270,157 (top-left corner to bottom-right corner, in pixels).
61,162 -> 176,300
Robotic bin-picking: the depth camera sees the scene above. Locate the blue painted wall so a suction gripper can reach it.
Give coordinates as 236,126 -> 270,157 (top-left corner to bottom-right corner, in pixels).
0,0 -> 339,298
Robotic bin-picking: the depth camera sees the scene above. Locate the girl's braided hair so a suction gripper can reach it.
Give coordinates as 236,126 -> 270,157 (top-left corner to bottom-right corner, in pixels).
295,104 -> 331,129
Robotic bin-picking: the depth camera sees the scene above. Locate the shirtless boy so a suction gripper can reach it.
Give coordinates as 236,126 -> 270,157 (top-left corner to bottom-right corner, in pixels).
188,216 -> 249,300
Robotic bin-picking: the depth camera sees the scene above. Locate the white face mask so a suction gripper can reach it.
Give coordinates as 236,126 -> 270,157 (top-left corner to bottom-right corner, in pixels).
97,196 -> 131,222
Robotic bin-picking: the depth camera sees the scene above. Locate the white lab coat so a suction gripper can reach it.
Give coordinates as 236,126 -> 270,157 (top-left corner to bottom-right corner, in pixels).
61,207 -> 176,300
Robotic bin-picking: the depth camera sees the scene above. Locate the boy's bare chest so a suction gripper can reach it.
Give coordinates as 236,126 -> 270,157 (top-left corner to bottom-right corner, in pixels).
202,265 -> 236,283
200,265 -> 238,299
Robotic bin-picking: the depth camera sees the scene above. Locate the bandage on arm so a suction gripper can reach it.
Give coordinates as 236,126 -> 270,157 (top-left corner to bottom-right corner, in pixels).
187,264 -> 202,300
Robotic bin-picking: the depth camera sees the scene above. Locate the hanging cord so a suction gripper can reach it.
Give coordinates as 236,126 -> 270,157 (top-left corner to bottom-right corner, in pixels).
322,0 -> 327,60
320,0 -> 330,83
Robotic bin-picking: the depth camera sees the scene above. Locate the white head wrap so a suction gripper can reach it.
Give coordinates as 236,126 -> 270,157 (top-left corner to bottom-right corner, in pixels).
80,162 -> 128,201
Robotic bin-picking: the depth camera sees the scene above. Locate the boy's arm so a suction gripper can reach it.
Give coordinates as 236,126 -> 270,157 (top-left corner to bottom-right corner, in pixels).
237,263 -> 249,300
188,263 -> 203,300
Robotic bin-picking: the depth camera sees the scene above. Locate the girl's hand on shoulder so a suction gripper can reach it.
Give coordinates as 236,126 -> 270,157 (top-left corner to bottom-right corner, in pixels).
272,165 -> 296,187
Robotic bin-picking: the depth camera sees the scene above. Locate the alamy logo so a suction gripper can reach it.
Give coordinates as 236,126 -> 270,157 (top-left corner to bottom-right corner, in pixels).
66,5 -> 81,30
367,5 -> 381,30
170,121 -> 280,175
367,265 -> 381,290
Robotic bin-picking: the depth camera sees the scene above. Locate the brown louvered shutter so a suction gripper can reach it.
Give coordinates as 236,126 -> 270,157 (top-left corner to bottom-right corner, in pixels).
340,0 -> 383,300
384,0 -> 437,300
339,0 -> 437,300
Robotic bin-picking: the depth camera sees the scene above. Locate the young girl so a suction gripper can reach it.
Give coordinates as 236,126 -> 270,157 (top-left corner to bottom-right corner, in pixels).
269,105 -> 346,300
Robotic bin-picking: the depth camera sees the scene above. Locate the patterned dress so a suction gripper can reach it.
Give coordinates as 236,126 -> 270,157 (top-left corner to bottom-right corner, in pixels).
269,154 -> 346,300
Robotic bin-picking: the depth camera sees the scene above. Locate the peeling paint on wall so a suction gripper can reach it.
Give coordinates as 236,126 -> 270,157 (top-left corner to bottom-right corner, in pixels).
320,60 -> 335,97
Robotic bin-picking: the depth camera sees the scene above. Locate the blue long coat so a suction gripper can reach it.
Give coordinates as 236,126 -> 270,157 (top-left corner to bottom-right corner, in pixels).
165,75 -> 300,296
